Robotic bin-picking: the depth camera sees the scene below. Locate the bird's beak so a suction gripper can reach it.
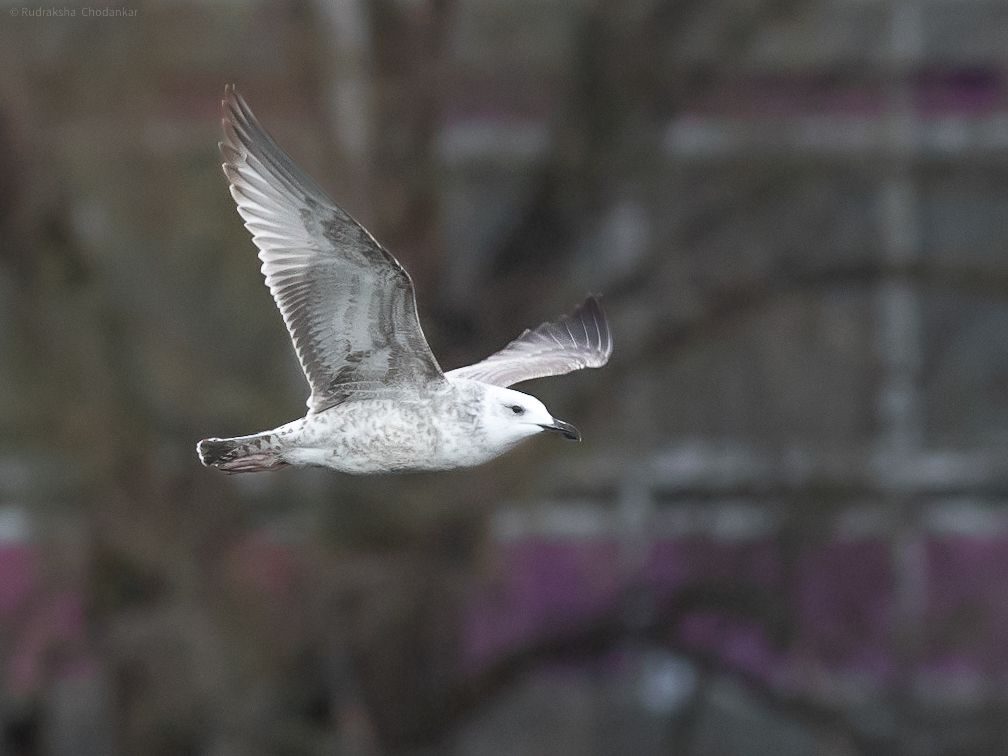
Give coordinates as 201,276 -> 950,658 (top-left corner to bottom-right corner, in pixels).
539,418 -> 581,442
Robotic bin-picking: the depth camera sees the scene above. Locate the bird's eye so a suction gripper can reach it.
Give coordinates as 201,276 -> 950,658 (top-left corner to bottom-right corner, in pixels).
510,404 -> 525,415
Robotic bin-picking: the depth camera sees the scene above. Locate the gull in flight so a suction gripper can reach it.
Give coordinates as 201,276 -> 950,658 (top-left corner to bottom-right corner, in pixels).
197,86 -> 613,474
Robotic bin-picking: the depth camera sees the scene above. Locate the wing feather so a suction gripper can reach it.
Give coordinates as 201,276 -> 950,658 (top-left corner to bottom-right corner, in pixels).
220,85 -> 444,412
446,296 -> 613,387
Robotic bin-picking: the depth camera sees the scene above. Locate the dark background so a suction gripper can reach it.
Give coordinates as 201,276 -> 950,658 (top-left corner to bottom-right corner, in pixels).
1,1 -> 1008,754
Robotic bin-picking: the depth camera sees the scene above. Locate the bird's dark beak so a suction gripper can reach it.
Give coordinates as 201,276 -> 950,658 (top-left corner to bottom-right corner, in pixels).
539,418 -> 581,442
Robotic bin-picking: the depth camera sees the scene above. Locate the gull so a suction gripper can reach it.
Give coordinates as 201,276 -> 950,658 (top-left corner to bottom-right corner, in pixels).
197,86 -> 612,474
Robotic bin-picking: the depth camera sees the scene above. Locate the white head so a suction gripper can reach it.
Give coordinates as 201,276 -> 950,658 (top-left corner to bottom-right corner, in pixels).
477,385 -> 581,452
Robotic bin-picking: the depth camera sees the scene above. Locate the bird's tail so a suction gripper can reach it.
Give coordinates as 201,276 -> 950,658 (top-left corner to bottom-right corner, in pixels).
196,433 -> 287,474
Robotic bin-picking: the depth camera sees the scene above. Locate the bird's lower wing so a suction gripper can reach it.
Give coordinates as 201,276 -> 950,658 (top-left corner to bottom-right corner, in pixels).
446,296 -> 613,387
221,85 -> 444,412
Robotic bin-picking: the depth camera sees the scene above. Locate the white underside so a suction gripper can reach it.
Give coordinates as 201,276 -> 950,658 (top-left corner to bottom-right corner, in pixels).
254,388 -> 538,474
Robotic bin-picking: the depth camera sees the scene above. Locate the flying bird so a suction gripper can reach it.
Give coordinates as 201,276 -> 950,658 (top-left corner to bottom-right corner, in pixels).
197,85 -> 612,474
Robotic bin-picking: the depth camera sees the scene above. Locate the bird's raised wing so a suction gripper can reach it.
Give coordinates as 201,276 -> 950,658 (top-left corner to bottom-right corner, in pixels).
446,296 -> 613,387
220,85 -> 444,413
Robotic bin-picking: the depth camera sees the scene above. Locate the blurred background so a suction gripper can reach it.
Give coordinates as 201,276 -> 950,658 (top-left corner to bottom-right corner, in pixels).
1,0 -> 1008,754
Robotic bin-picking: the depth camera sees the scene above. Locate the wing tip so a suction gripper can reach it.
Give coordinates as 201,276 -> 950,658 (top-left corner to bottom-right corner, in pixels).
221,83 -> 238,122
222,82 -> 240,107
220,83 -> 257,152
578,293 -> 613,360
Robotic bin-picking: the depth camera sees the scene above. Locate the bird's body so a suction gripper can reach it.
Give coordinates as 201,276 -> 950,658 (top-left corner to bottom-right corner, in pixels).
201,379 -> 548,474
198,86 -> 611,475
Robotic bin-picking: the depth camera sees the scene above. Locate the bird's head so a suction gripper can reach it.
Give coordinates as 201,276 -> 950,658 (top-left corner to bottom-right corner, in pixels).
478,385 -> 581,450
